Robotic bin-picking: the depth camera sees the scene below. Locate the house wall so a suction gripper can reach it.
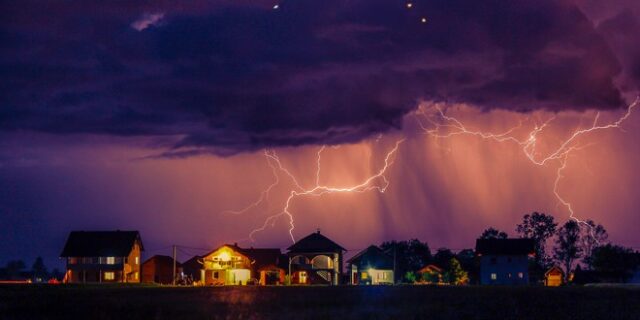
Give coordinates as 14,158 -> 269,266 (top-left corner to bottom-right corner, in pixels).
349,265 -> 393,285
65,265 -> 125,283
288,251 -> 343,285
141,258 -> 179,284
125,241 -> 142,283
64,240 -> 142,284
202,246 -> 253,285
479,255 -> 529,285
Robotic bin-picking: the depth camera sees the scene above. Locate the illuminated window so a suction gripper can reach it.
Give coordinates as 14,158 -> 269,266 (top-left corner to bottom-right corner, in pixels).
135,257 -> 139,265
490,273 -> 497,280
106,257 -> 115,265
518,272 -> 524,279
133,272 -> 139,280
104,272 -> 115,280
361,272 -> 368,280
69,257 -> 77,264
299,271 -> 307,284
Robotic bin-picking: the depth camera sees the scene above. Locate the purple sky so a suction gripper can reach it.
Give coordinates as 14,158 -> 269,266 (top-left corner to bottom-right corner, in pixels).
1,0 -> 640,269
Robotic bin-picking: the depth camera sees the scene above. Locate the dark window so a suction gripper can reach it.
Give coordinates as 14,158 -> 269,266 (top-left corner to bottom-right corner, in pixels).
490,257 -> 497,265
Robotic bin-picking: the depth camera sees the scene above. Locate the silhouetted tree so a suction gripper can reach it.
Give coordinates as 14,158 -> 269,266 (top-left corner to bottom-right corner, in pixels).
445,258 -> 469,285
591,244 -> 640,282
381,239 -> 432,283
579,220 -> 608,269
456,249 -> 478,284
479,227 -> 508,239
553,220 -> 582,280
433,248 -> 455,270
31,256 -> 48,281
516,212 -> 557,267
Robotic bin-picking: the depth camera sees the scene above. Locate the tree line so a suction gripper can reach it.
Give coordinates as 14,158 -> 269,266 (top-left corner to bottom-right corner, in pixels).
0,257 -> 63,282
381,211 -> 640,284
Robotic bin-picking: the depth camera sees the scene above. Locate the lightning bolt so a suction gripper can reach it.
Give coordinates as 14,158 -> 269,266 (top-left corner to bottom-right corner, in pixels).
228,96 -> 637,245
228,139 -> 404,243
417,96 -> 639,241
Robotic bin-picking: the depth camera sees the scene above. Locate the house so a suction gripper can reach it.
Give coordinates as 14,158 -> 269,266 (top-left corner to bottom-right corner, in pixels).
141,255 -> 182,285
544,266 -> 564,286
200,244 -> 286,285
417,264 -> 444,284
347,245 -> 394,285
287,230 -> 345,285
60,230 -> 143,283
475,238 -> 534,285
182,255 -> 203,284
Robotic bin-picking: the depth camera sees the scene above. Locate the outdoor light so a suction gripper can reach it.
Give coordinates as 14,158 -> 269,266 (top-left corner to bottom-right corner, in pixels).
219,251 -> 231,262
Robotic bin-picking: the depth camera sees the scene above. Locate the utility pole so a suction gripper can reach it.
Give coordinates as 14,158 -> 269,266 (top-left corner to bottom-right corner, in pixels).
172,245 -> 177,286
288,257 -> 292,286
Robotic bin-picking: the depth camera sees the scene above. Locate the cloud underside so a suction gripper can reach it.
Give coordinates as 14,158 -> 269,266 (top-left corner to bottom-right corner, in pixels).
1,0 -> 638,155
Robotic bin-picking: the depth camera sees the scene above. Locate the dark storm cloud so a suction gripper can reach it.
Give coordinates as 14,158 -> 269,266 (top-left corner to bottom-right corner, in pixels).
0,0 -> 631,154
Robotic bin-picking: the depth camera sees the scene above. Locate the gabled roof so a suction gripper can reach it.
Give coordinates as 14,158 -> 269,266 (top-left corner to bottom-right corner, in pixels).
475,238 -> 535,255
60,231 -> 143,257
545,266 -> 564,276
142,255 -> 182,267
287,231 -> 345,253
202,244 -> 283,270
418,264 -> 443,274
239,248 -> 283,270
347,245 -> 393,269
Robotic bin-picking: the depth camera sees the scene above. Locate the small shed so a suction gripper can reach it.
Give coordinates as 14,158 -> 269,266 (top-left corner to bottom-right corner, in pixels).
545,266 -> 564,286
418,265 -> 444,284
141,255 -> 182,285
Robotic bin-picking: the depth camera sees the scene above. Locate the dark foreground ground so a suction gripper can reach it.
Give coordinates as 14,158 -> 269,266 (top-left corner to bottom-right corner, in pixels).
1,284 -> 640,320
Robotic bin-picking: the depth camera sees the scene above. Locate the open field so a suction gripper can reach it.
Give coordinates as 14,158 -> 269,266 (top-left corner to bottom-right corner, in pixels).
1,284 -> 640,320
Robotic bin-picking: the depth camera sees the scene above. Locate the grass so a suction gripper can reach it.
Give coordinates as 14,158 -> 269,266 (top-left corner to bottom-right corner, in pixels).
1,284 -> 639,320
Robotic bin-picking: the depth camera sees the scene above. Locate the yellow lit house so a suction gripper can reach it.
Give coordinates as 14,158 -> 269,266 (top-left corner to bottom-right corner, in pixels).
200,244 -> 286,285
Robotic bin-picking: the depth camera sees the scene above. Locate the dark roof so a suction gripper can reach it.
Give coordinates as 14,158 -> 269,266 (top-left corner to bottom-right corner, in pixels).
181,255 -> 203,276
287,231 -> 345,253
347,245 -> 393,269
142,255 -> 182,267
60,231 -> 143,257
475,238 -> 535,255
238,247 -> 283,270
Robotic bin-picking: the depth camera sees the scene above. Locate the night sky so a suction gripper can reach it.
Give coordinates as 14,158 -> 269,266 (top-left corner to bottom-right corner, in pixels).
1,0 -> 640,269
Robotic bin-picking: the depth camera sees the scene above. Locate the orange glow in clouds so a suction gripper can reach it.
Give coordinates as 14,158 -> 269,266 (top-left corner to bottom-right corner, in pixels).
226,97 -> 639,247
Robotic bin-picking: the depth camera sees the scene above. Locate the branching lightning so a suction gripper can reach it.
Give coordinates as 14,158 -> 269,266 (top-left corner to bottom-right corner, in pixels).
228,140 -> 404,243
227,95 -> 637,245
417,96 -> 639,240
